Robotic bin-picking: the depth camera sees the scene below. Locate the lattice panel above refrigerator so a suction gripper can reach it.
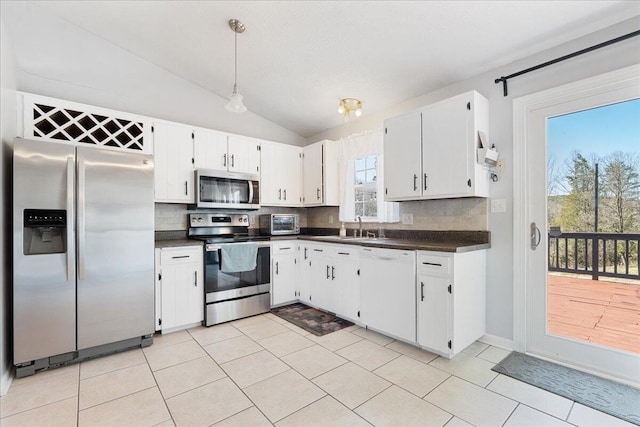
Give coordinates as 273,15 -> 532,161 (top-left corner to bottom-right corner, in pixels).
20,93 -> 151,154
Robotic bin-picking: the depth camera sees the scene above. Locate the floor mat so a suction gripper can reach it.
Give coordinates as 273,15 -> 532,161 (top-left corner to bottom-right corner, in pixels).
271,302 -> 354,336
492,352 -> 640,425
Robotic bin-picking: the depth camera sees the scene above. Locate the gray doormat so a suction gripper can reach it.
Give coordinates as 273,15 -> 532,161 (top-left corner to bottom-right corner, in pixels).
271,303 -> 353,336
492,352 -> 640,425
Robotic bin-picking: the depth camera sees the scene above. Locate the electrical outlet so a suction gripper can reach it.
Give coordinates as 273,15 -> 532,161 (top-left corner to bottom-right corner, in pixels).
249,215 -> 256,225
401,213 -> 414,225
491,199 -> 507,213
328,215 -> 334,224
496,159 -> 505,174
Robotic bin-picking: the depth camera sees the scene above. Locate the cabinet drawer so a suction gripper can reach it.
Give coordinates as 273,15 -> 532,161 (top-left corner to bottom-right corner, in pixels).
417,253 -> 450,276
328,244 -> 358,259
272,241 -> 295,254
160,247 -> 202,265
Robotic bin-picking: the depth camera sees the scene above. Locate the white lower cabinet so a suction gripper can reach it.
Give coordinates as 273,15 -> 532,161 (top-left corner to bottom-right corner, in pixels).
308,244 -> 359,321
416,250 -> 486,358
290,240 -> 486,356
329,245 -> 360,322
271,241 -> 297,306
155,246 -> 203,332
359,247 -> 416,342
297,243 -> 312,304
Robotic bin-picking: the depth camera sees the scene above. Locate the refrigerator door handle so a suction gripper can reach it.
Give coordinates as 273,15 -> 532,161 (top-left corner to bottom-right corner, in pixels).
66,157 -> 74,283
78,158 -> 86,280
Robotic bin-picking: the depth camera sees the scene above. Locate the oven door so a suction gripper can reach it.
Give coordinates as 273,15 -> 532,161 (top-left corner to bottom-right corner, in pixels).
196,169 -> 260,209
204,244 -> 270,303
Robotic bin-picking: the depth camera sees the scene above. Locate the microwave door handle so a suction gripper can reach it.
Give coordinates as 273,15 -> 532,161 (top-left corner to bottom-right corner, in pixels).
248,181 -> 254,204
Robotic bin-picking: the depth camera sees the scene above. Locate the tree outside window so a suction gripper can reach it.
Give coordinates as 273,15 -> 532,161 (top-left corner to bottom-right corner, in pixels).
354,155 -> 377,219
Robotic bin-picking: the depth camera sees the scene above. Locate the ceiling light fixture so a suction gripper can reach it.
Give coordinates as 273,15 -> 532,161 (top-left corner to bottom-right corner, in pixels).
337,98 -> 362,121
225,19 -> 247,113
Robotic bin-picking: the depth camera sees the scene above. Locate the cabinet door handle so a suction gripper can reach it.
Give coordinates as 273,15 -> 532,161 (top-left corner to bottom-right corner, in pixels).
422,262 -> 442,266
223,153 -> 227,167
317,188 -> 320,200
172,255 -> 190,259
421,281 -> 424,301
304,247 -> 308,260
280,247 -> 291,250
313,249 -> 323,252
413,174 -> 418,191
231,154 -> 235,168
283,189 -> 287,200
278,189 -> 282,200
185,181 -> 188,195
194,271 -> 198,286
424,174 -> 428,190
275,261 -> 279,275
326,265 -> 330,279
331,266 -> 335,280
338,252 -> 350,255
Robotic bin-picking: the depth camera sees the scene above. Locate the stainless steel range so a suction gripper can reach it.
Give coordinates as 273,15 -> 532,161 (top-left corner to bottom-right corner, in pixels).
188,213 -> 270,326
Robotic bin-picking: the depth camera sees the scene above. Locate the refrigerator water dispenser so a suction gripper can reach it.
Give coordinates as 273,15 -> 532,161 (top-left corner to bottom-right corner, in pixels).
23,209 -> 67,255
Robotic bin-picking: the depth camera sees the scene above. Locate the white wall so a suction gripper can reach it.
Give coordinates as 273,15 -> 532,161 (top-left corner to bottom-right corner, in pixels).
0,20 -> 19,395
4,2 -> 305,146
308,17 -> 640,342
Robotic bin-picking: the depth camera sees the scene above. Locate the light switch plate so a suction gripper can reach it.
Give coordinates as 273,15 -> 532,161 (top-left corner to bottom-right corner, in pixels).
401,213 -> 414,225
491,199 -> 507,213
496,159 -> 505,174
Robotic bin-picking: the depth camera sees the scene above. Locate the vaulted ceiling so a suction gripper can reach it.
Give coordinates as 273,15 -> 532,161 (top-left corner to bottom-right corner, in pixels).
2,1 -> 638,138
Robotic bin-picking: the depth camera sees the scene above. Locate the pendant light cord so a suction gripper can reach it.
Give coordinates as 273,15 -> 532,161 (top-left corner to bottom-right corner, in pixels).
234,29 -> 238,91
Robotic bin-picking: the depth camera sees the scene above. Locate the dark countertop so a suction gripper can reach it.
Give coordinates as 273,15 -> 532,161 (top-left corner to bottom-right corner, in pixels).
297,236 -> 490,253
154,229 -> 489,252
155,239 -> 204,249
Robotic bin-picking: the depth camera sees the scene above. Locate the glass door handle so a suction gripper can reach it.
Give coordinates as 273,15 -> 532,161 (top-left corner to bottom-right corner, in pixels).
531,222 -> 542,250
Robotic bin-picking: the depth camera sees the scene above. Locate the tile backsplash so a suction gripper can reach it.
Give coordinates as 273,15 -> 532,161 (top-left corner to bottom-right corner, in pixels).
307,198 -> 488,231
155,198 -> 487,232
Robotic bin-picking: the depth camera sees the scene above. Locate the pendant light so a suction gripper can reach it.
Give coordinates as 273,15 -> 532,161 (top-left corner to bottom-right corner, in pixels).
225,19 -> 247,113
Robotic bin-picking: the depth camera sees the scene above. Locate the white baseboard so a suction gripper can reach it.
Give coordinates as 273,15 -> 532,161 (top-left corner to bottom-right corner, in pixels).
0,365 -> 14,396
479,333 -> 514,351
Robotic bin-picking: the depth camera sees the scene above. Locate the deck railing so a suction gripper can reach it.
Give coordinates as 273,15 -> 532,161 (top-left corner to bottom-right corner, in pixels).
548,232 -> 640,280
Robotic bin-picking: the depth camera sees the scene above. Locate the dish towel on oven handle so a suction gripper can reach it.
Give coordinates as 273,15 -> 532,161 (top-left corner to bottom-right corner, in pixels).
220,242 -> 258,273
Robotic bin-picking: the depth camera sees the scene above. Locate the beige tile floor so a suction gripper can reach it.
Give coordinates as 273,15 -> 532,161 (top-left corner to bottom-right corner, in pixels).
0,314 -> 634,427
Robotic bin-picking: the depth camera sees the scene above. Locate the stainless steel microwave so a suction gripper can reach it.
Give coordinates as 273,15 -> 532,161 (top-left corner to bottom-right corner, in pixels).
259,214 -> 300,235
195,169 -> 260,210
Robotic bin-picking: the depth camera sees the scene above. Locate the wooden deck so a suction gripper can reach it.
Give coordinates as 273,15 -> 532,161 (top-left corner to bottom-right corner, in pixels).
547,274 -> 640,353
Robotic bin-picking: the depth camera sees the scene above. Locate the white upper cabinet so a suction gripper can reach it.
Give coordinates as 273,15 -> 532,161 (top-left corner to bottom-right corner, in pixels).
228,135 -> 261,175
384,90 -> 489,201
383,111 -> 423,200
153,122 -> 194,203
193,130 -> 260,175
193,128 -> 227,171
260,141 -> 303,206
303,140 -> 339,207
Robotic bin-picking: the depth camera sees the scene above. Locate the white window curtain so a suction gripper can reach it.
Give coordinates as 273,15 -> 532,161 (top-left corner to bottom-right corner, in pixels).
336,129 -> 399,223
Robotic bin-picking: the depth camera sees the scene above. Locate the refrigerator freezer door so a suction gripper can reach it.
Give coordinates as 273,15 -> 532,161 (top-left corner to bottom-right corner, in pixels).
76,146 -> 155,350
13,138 -> 76,364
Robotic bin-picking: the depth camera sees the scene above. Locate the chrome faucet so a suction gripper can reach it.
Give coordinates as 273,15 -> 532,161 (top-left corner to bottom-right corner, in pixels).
357,216 -> 363,238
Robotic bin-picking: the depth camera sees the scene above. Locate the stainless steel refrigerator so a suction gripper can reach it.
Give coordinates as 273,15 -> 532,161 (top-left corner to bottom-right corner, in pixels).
13,138 -> 155,377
